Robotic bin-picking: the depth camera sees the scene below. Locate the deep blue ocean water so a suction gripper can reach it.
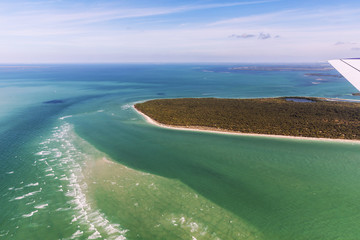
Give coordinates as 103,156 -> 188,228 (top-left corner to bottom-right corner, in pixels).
1,64 -> 360,239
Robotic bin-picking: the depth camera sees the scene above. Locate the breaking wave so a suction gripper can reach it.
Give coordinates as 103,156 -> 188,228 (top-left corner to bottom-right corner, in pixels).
34,123 -> 128,239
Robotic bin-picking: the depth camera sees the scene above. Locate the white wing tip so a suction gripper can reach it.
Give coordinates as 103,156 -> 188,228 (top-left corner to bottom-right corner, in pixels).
328,58 -> 360,91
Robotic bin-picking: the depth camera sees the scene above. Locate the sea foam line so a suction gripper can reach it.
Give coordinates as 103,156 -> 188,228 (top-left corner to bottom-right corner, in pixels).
59,115 -> 72,120
13,188 -> 42,201
36,123 -> 127,239
25,182 -> 39,187
22,210 -> 38,218
34,203 -> 48,209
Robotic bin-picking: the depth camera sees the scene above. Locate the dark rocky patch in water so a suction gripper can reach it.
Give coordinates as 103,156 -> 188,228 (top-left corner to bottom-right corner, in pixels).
43,99 -> 64,104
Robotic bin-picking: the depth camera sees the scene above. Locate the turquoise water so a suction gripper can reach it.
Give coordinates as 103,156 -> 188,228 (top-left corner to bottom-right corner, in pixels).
1,64 -> 360,239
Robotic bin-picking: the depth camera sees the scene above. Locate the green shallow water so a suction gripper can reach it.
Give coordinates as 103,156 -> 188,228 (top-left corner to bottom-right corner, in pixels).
1,64 -> 360,239
74,109 -> 360,240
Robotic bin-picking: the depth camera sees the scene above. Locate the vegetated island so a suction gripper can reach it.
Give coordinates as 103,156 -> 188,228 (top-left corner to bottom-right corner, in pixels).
134,97 -> 360,141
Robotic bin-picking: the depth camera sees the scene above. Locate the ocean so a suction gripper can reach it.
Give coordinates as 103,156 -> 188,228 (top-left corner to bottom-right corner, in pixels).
1,63 -> 360,239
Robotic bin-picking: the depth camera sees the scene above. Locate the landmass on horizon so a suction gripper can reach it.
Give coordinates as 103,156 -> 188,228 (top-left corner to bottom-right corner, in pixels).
134,97 -> 360,141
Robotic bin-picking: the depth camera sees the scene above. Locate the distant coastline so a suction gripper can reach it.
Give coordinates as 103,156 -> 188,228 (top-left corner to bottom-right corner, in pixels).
133,97 -> 360,143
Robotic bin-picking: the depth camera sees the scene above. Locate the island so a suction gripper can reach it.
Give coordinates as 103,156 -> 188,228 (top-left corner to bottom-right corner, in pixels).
134,97 -> 360,140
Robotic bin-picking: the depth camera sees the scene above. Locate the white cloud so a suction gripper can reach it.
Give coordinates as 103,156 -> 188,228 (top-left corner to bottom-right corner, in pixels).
229,33 -> 256,39
229,33 -> 276,40
210,8 -> 360,29
258,32 -> 271,40
0,1 -> 275,28
210,10 -> 294,26
334,41 -> 357,46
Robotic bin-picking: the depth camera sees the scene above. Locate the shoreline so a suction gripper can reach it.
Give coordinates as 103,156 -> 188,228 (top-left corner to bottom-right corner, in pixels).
133,105 -> 360,144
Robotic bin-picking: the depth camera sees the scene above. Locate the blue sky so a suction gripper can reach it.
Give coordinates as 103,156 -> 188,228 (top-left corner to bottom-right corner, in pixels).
0,0 -> 359,63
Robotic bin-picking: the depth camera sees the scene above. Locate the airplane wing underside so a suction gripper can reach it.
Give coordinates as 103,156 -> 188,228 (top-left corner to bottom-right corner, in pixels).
329,58 -> 360,91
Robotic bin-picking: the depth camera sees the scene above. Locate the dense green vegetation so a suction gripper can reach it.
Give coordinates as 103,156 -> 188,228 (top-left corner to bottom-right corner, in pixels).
135,97 -> 360,140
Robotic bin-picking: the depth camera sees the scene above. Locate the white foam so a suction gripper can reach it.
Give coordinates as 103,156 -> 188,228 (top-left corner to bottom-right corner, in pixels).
54,151 -> 62,158
55,207 -> 71,212
115,236 -> 127,240
59,115 -> 72,120
25,182 -> 39,187
40,139 -> 51,145
71,216 -> 77,223
26,200 -> 36,205
190,222 -> 199,232
105,225 -> 121,235
35,203 -> 48,209
121,104 -> 131,110
70,230 -> 84,239
13,188 -> 42,200
34,123 -> 128,239
88,230 -> 102,239
6,171 -> 14,174
0,231 -> 9,237
35,151 -> 51,156
22,210 -> 38,218
97,110 -> 104,113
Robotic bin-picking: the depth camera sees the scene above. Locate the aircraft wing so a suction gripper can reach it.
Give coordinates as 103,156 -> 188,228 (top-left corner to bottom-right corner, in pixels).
328,58 -> 360,91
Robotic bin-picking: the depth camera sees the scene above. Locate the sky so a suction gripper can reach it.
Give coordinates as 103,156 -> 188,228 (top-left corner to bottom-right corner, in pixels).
0,0 -> 360,63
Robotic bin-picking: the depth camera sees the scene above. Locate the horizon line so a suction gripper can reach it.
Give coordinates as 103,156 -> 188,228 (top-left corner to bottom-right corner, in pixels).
0,61 -> 330,65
